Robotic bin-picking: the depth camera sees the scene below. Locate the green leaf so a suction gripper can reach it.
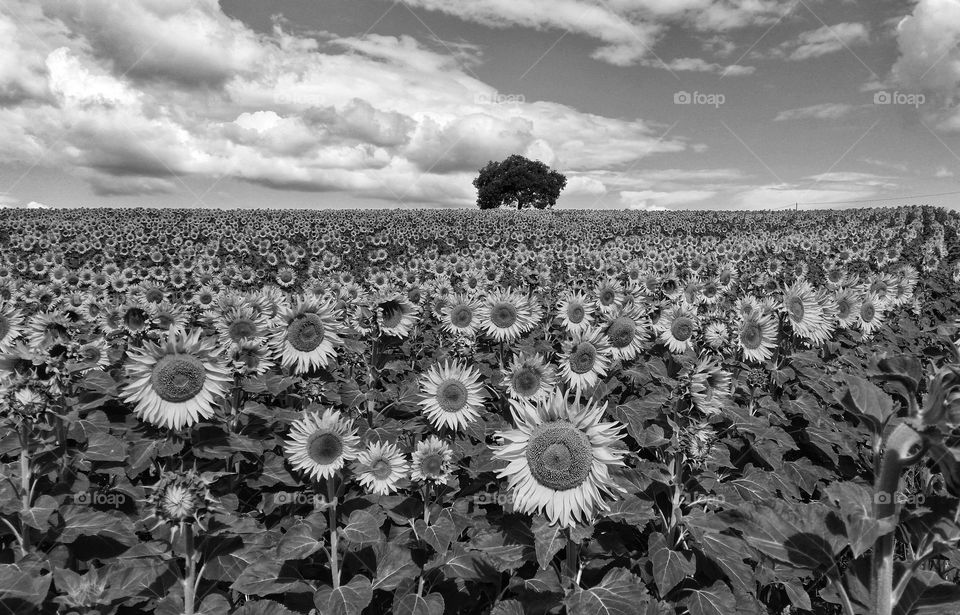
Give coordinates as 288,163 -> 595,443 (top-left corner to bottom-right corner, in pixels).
83,431 -> 127,462
20,494 -> 57,530
313,575 -> 373,615
415,508 -> 456,554
824,481 -> 897,558
564,567 -> 650,615
0,565 -> 51,610
102,559 -> 180,604
230,559 -> 314,596
603,494 -> 657,527
649,532 -> 695,595
372,542 -> 418,591
340,508 -> 384,544
532,515 -> 566,570
60,507 -> 137,546
425,545 -> 484,580
894,569 -> 960,615
276,524 -> 325,560
393,592 -> 445,615
491,599 -> 525,615
231,599 -> 298,615
835,375 -> 894,430
681,582 -> 737,615
198,594 -> 231,615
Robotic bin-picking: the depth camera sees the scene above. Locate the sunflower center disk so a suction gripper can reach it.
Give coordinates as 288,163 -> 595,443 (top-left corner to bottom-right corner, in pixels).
420,453 -> 443,477
567,305 -> 585,323
380,302 -> 403,328
229,319 -> 258,341
607,318 -> 635,348
490,303 -> 518,328
569,343 -> 597,374
837,300 -> 851,319
370,459 -> 393,480
599,290 -> 615,305
450,306 -> 473,328
526,423 -> 592,491
161,485 -> 197,520
671,317 -> 693,342
513,368 -> 541,396
308,432 -> 343,465
0,315 -> 9,340
287,313 -> 325,351
740,321 -> 762,349
151,354 -> 207,403
436,379 -> 468,412
861,303 -> 875,322
787,297 -> 805,321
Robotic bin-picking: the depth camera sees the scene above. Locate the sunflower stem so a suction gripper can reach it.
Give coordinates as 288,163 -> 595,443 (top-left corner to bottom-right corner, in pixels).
18,419 -> 31,553
563,528 -> 580,583
182,521 -> 196,615
327,477 -> 340,590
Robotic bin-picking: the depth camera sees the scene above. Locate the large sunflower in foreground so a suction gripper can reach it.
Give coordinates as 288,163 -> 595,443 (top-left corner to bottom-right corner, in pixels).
492,392 -> 626,528
418,359 -> 486,432
121,329 -> 231,430
284,408 -> 360,482
480,289 -> 537,343
0,300 -> 25,351
272,295 -> 343,374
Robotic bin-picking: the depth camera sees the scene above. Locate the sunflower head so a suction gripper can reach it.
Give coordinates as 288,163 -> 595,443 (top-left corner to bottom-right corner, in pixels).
410,435 -> 454,484
284,408 -> 361,482
148,469 -> 217,527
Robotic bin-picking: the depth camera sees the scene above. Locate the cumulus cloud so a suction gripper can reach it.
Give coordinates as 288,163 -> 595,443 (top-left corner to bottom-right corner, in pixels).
0,0 -> 690,207
890,0 -> 960,132
774,103 -> 859,121
643,56 -> 755,75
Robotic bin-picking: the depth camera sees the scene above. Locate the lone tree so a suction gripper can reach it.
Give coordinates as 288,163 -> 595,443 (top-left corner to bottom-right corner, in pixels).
473,154 -> 567,210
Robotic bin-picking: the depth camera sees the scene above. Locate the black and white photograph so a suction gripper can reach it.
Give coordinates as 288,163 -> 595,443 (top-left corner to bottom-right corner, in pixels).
0,1 -> 959,614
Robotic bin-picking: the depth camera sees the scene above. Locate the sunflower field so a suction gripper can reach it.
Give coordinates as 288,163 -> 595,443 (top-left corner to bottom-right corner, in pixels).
2,205 -> 960,615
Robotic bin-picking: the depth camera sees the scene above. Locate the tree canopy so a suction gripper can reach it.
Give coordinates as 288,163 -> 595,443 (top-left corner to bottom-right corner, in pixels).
472,154 -> 567,210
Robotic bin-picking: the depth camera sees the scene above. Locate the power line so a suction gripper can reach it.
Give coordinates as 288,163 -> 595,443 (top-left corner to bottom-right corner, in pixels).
785,188 -> 960,208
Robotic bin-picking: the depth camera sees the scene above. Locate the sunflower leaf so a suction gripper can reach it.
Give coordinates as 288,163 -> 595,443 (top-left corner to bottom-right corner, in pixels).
313,574 -> 373,615
532,515 -> 566,570
563,567 -> 650,615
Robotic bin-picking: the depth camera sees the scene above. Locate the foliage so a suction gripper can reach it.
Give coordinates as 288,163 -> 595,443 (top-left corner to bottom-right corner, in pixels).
472,155 -> 567,210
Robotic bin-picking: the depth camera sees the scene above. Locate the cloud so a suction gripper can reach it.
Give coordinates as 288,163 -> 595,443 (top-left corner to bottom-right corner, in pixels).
643,56 -> 755,75
773,22 -> 870,61
381,0 -> 786,67
861,157 -> 909,173
774,103 -> 859,121
731,184 -> 877,209
0,1 -> 690,207
25,201 -> 50,209
935,167 -> 955,178
890,0 -> 960,131
620,189 -> 716,210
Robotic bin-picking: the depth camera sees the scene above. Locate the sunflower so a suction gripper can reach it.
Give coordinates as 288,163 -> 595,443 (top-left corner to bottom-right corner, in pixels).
214,305 -> 271,350
27,311 -> 73,350
594,277 -> 625,316
703,321 -> 729,351
480,288 -> 537,343
0,300 -> 25,351
230,340 -> 276,376
780,280 -> 832,346
491,392 -> 626,528
284,408 -> 360,482
375,292 -> 420,338
146,469 -> 218,531
272,295 -> 343,374
603,305 -> 647,362
688,355 -> 732,415
121,328 -> 231,430
354,441 -> 409,495
410,435 -> 454,484
441,293 -> 482,337
833,287 -> 861,328
503,352 -> 556,402
657,303 -> 699,354
554,290 -> 596,334
419,359 -> 486,432
73,339 -> 111,371
857,292 -> 886,338
737,313 -> 778,364
559,327 -> 613,393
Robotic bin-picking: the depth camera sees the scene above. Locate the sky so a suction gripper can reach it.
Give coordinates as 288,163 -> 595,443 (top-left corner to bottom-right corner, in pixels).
0,0 -> 959,211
